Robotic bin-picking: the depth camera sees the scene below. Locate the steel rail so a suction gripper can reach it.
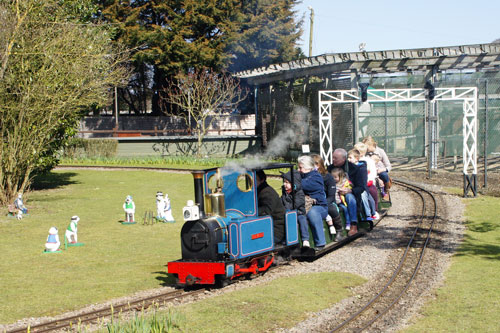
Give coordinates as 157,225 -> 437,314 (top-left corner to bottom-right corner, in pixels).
330,179 -> 438,332
7,289 -> 206,333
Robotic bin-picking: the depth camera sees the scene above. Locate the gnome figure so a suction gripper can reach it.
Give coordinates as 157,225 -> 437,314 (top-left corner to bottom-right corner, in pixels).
65,215 -> 79,244
123,195 -> 135,222
163,194 -> 175,222
156,191 -> 167,220
14,193 -> 28,219
45,227 -> 61,252
156,191 -> 174,221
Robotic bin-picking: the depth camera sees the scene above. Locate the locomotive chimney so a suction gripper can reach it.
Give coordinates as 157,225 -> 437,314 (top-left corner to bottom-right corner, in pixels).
192,171 -> 205,217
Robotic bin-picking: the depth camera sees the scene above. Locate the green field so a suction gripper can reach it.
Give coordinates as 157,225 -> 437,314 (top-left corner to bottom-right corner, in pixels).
403,195 -> 500,332
2,169 -> 499,332
0,169 -> 193,323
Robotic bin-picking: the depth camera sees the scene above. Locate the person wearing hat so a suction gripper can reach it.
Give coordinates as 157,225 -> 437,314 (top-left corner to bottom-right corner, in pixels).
65,216 -> 80,244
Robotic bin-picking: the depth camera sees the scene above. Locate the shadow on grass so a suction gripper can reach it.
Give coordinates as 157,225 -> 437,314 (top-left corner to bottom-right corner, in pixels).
154,268 -> 177,287
467,221 -> 499,233
454,234 -> 500,260
31,172 -> 80,190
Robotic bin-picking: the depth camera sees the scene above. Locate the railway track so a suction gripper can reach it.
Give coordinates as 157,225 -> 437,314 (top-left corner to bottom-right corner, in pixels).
7,288 -> 206,333
7,164 -> 399,332
330,179 -> 439,332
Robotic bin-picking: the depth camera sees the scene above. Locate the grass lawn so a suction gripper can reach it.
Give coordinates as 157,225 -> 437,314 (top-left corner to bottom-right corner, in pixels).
404,195 -> 500,332
0,169 -> 194,324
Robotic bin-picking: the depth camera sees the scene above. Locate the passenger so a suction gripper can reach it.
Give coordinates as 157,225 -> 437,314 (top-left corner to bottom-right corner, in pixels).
280,170 -> 307,245
354,142 -> 379,219
348,149 -> 377,223
331,168 -> 352,230
298,155 -> 328,249
363,136 -> 392,197
327,148 -> 365,236
370,153 -> 387,196
256,170 -> 286,244
311,154 -> 344,241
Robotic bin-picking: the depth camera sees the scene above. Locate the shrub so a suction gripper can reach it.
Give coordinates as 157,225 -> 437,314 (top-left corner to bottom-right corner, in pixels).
62,138 -> 118,159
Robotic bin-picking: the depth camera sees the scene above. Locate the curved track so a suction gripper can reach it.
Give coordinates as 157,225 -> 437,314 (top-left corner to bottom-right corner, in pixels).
7,289 -> 205,333
8,165 -> 400,332
330,179 -> 438,332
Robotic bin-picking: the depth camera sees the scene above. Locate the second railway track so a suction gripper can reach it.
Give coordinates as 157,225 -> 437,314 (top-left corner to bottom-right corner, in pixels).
329,179 -> 440,332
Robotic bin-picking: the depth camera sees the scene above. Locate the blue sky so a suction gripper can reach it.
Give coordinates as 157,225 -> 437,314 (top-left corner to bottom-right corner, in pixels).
294,0 -> 500,55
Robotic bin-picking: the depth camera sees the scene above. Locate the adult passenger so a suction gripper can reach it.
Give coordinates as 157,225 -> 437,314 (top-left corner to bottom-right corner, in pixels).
327,148 -> 368,236
311,154 -> 344,241
363,136 -> 392,195
298,155 -> 328,249
256,170 -> 286,244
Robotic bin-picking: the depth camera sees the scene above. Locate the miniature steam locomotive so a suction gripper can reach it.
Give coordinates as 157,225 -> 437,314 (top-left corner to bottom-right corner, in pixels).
167,163 -> 300,287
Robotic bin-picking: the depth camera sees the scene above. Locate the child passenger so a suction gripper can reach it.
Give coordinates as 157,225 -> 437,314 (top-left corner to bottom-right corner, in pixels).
281,170 -> 308,246
347,149 -> 377,221
330,168 -> 352,230
369,153 -> 387,196
354,142 -> 379,219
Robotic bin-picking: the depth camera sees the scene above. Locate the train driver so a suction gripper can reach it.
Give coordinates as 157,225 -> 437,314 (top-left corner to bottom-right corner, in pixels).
256,170 -> 286,244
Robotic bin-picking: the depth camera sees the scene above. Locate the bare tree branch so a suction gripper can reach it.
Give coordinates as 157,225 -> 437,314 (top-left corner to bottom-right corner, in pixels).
161,68 -> 248,157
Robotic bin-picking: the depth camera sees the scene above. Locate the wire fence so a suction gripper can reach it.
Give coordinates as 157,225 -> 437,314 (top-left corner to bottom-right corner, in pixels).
256,70 -> 500,174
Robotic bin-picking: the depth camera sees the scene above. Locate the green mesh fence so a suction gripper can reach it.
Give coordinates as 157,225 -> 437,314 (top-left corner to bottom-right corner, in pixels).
254,70 -> 500,168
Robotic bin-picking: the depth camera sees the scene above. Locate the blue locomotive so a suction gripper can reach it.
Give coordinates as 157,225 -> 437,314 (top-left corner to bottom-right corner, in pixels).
168,163 -> 300,287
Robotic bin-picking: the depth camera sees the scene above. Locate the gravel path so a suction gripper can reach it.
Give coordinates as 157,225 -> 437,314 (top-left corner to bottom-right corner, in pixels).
1,183 -> 465,332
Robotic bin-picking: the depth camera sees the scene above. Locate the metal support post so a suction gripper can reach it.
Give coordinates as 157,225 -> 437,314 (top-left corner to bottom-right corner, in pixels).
483,80 -> 488,188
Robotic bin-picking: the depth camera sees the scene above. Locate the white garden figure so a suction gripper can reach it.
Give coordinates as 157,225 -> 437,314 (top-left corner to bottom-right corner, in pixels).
156,191 -> 175,222
123,195 -> 136,222
163,193 -> 175,222
45,227 -> 61,252
14,193 -> 28,219
65,215 -> 79,244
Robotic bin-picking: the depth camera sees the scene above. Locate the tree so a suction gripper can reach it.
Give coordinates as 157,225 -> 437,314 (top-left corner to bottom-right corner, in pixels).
226,0 -> 304,73
0,0 -> 128,204
161,68 -> 247,157
97,0 -> 240,114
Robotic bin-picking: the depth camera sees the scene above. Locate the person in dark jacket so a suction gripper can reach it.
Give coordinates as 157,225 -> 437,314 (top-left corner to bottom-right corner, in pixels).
311,154 -> 344,242
256,170 -> 286,243
327,148 -> 367,236
280,170 -> 307,245
298,155 -> 328,249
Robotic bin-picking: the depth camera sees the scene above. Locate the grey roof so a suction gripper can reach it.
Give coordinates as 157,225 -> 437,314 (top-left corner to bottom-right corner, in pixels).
235,43 -> 500,85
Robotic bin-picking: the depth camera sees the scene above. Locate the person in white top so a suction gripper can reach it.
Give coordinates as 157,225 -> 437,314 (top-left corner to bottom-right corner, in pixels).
354,142 -> 379,218
363,136 -> 392,195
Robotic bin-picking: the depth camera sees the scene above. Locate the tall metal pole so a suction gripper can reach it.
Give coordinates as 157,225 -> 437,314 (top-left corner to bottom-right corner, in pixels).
308,6 -> 314,57
114,87 -> 119,136
484,80 -> 488,188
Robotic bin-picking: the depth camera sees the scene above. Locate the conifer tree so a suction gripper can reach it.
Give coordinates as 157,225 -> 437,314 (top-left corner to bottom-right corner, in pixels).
227,0 -> 304,73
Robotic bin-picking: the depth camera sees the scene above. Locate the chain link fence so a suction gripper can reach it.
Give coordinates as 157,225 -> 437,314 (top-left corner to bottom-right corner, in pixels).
256,70 -> 500,176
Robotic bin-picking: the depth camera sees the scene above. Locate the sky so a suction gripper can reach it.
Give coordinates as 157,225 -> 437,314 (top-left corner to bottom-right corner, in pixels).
294,0 -> 500,56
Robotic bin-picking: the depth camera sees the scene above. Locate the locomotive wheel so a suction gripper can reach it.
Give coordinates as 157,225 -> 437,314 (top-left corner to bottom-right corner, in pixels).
216,276 -> 230,288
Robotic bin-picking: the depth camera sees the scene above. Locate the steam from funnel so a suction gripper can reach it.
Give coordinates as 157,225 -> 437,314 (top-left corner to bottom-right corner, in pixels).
261,105 -> 311,159
221,105 -> 311,174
